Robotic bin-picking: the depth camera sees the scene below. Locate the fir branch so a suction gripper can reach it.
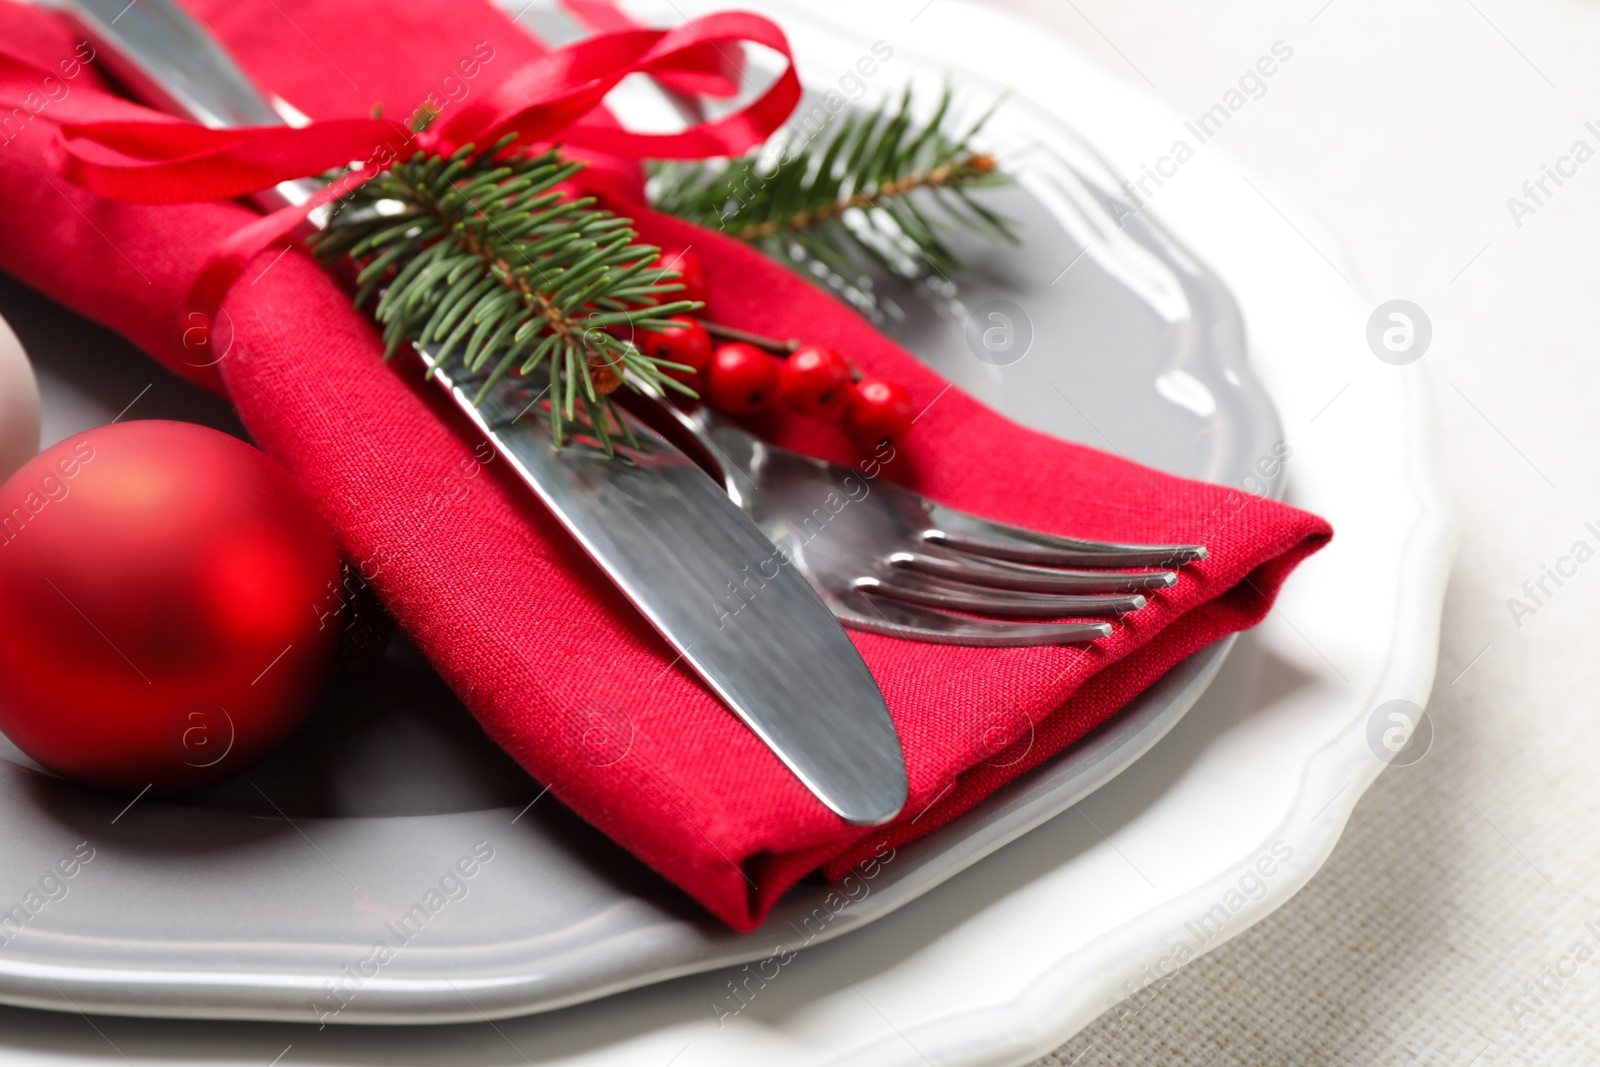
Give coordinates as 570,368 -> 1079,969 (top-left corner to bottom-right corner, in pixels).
309,136 -> 698,451
648,87 -> 1016,287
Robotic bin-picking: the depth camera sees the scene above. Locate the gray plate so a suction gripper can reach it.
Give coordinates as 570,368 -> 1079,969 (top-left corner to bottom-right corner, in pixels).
0,96 -> 1281,1023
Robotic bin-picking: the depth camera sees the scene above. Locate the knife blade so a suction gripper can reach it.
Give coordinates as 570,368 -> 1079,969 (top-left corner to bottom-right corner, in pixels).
62,0 -> 908,826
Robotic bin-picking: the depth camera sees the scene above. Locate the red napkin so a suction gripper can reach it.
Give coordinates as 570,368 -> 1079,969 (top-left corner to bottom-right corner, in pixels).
0,0 -> 1330,930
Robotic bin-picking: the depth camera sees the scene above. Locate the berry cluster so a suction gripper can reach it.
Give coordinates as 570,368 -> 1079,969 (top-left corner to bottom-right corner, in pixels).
635,248 -> 916,452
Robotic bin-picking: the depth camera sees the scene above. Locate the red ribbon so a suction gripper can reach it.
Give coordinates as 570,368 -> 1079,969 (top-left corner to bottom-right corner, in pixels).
28,10 -> 799,355
559,0 -> 744,98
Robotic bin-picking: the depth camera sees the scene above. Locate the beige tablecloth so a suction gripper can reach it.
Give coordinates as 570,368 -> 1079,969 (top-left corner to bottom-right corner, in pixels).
1002,0 -> 1600,1063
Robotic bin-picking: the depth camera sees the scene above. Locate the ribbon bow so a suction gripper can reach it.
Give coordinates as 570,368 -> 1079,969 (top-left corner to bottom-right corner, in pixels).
32,10 -> 799,355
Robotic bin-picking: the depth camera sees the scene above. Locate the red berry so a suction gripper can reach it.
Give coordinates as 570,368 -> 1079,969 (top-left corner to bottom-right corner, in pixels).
779,345 -> 853,415
640,317 -> 712,384
842,378 -> 916,451
654,247 -> 709,306
706,343 -> 780,414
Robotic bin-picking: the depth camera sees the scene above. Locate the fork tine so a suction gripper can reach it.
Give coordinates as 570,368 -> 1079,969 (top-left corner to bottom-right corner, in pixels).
928,528 -> 1207,569
841,594 -> 1114,647
889,550 -> 1177,594
855,574 -> 1146,619
926,505 -> 1207,568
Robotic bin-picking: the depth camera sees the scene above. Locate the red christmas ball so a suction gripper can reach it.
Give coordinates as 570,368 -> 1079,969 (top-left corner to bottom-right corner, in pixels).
779,345 -> 852,415
640,316 -> 713,385
706,343 -> 780,414
842,377 -> 916,451
653,247 -> 709,305
0,421 -> 344,795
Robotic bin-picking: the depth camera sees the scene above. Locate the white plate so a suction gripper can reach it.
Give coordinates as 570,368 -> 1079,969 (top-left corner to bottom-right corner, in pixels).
0,0 -> 1450,1062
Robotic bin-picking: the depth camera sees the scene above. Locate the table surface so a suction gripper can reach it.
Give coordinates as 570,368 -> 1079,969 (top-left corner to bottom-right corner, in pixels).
0,2 -> 1589,1064
1000,0 -> 1600,1064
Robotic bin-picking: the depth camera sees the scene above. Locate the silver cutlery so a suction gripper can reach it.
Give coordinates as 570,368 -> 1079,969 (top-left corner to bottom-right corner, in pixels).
631,398 -> 1207,647
63,0 -> 910,826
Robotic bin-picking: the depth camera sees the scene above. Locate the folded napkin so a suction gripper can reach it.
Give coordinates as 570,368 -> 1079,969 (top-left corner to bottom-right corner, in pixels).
0,0 -> 1331,930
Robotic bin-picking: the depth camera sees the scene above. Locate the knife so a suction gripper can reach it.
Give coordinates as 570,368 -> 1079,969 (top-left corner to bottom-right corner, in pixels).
62,0 -> 909,826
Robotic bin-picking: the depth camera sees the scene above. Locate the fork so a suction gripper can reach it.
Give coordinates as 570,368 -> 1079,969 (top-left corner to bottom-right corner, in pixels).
622,396 -> 1207,648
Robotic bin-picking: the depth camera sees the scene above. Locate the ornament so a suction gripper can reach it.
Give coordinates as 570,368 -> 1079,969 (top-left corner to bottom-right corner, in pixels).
0,312 -> 40,483
0,421 -> 344,795
706,343 -> 779,414
842,378 -> 916,451
779,345 -> 851,415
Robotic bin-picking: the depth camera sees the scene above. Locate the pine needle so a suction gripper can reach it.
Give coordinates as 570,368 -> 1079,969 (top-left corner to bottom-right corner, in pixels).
648,86 -> 1015,287
309,136 -> 698,452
